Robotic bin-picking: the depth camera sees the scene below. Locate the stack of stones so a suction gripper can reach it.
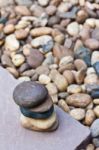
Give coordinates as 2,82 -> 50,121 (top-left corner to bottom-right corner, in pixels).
13,81 -> 58,132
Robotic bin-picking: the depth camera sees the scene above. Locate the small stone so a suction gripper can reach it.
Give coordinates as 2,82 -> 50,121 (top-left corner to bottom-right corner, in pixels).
31,35 -> 53,53
49,69 -> 68,92
84,109 -> 95,126
90,119 -> 99,137
15,6 -> 31,16
91,28 -> 99,41
18,76 -> 31,82
30,27 -> 52,37
79,27 -> 90,41
84,74 -> 98,84
85,38 -> 99,50
74,46 -> 91,67
93,62 -> 99,76
86,144 -> 95,150
93,137 -> 99,148
13,81 -> 48,108
59,56 -> 73,67
58,99 -> 70,112
15,0 -> 32,6
5,34 -> 20,51
74,59 -> 87,70
91,51 -> 99,65
51,94 -> 58,104
27,49 -> 44,69
42,52 -> 54,65
63,70 -> 74,85
1,54 -> 13,67
39,74 -> 51,85
76,10 -> 88,23
94,106 -> 99,118
46,83 -> 58,95
67,84 -> 82,94
7,67 -> 19,78
93,99 -> 99,105
21,69 -> 35,77
91,90 -> 99,99
15,29 -> 28,40
45,5 -> 57,16
85,18 -> 95,28
3,24 -> 15,34
66,93 -> 92,108
36,65 -> 49,75
67,22 -> 80,36
70,108 -> 85,121
58,92 -> 68,99
86,67 -> 96,75
38,0 -> 49,6
12,54 -> 25,67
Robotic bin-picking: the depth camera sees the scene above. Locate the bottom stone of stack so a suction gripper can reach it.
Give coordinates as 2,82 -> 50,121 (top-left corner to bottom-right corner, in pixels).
20,111 -> 58,132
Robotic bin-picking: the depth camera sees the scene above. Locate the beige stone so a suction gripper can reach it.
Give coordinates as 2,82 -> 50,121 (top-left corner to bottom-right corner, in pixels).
67,84 -> 82,94
63,70 -> 74,85
70,108 -> 85,121
66,93 -> 92,108
20,111 -> 57,130
39,74 -> 51,85
94,106 -> 99,118
84,109 -> 95,126
58,99 -> 70,112
12,54 -> 25,67
93,99 -> 99,105
67,22 -> 80,36
46,82 -> 58,95
86,144 -> 95,150
4,24 -> 15,34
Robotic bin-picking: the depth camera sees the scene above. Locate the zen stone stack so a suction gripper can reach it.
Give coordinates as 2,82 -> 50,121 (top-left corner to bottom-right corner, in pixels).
0,67 -> 91,150
13,81 -> 59,132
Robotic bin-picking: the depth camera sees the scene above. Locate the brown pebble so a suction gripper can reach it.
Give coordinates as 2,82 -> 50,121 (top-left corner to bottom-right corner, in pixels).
15,29 -> 29,40
3,24 -> 15,34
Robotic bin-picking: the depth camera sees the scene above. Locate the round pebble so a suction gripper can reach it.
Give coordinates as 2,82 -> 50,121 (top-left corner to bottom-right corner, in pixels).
70,108 -> 85,121
12,54 -> 25,67
39,74 -> 51,85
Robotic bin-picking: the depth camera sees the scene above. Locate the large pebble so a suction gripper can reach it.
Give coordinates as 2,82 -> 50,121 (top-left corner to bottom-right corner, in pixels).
12,54 -> 25,67
67,22 -> 80,36
13,81 -> 48,108
1,54 -> 13,67
67,84 -> 82,94
66,93 -> 92,108
27,49 -> 44,69
49,69 -> 68,92
20,111 -> 57,130
5,34 -> 19,51
70,108 -> 85,121
39,74 -> 51,85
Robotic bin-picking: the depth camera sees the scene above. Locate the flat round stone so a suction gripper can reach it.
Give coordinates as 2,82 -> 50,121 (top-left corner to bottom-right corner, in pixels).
20,111 -> 57,130
20,106 -> 54,119
13,81 -> 48,108
29,95 -> 53,113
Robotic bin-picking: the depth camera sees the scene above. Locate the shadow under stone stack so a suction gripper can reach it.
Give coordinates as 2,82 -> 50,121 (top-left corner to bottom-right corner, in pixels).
13,81 -> 59,132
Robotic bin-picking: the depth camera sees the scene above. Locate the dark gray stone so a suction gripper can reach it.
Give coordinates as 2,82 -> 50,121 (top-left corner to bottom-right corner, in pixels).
0,67 -> 91,150
13,81 -> 48,108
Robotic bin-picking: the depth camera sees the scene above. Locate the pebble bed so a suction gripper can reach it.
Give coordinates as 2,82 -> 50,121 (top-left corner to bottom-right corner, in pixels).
0,0 -> 99,149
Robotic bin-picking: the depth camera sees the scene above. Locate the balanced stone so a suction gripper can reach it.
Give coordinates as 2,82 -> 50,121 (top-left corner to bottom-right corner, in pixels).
27,95 -> 53,113
20,111 -> 57,130
93,62 -> 99,76
13,81 -> 48,108
20,106 -> 54,119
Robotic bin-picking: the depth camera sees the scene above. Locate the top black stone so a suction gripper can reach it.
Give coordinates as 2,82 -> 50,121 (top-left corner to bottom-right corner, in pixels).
13,81 -> 48,108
